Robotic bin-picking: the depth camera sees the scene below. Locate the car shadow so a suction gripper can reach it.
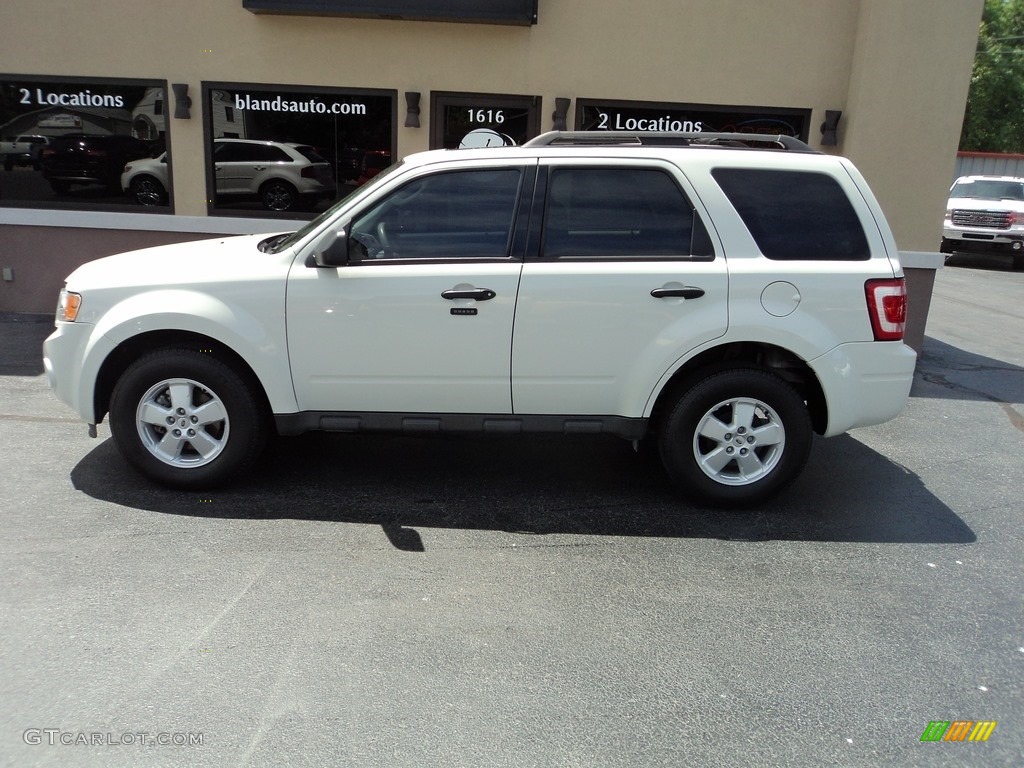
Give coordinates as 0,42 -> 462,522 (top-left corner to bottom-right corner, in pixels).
943,252 -> 1020,272
0,314 -> 52,376
914,335 -> 1024,407
70,429 -> 974,548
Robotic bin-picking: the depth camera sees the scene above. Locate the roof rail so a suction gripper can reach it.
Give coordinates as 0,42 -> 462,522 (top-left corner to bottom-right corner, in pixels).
524,131 -> 817,153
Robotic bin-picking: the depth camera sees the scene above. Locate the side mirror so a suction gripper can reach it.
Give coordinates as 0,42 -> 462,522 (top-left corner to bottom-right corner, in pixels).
312,227 -> 349,267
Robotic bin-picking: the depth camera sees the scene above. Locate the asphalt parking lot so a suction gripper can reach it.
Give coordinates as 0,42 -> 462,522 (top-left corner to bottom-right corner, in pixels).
1,257 -> 1022,768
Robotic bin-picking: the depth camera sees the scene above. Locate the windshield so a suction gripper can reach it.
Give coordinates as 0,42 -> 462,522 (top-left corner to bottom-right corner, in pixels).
260,158 -> 407,254
950,179 -> 1024,201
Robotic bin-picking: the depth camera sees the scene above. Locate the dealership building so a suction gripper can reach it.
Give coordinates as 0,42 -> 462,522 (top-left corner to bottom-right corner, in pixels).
0,0 -> 982,313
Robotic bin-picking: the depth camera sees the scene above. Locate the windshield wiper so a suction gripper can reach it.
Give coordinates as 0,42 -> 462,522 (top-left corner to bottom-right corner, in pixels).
258,233 -> 292,253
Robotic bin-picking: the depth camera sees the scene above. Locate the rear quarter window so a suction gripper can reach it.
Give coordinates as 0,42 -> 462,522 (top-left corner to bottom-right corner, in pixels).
712,168 -> 870,261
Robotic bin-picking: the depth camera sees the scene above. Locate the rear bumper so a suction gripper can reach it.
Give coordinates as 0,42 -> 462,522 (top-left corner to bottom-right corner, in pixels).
809,341 -> 917,437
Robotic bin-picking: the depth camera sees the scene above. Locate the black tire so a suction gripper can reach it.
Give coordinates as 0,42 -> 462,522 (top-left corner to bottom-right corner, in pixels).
49,180 -> 70,195
129,175 -> 167,206
3,156 -> 12,171
658,368 -> 812,507
260,179 -> 297,212
109,349 -> 267,489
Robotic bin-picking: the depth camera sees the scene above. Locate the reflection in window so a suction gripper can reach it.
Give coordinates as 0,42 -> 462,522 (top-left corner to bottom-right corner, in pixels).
205,84 -> 395,216
350,169 -> 522,260
0,78 -> 169,211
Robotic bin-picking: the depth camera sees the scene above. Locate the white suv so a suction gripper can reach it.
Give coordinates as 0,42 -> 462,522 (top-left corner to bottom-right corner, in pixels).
43,132 -> 915,506
212,138 -> 334,211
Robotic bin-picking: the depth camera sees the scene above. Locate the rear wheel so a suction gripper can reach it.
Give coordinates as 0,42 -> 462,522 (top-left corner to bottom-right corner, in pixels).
109,349 -> 267,489
658,368 -> 811,507
260,179 -> 298,211
129,175 -> 167,206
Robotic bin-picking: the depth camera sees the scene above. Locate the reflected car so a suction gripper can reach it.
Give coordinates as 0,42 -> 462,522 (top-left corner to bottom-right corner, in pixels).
2,134 -> 51,170
213,139 -> 334,212
121,152 -> 169,207
356,150 -> 392,186
40,134 -> 152,194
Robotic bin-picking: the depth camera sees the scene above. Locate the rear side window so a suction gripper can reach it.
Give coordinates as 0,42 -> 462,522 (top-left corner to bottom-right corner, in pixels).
712,168 -> 870,261
542,168 -> 713,260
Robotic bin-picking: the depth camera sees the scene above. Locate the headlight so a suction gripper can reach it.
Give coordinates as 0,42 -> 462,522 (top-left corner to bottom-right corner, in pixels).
57,289 -> 82,322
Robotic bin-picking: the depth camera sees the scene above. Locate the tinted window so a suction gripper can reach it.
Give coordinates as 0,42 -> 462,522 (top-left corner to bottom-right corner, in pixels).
215,142 -> 291,162
712,168 -> 870,261
294,145 -> 327,164
350,168 -> 522,260
542,168 -> 711,260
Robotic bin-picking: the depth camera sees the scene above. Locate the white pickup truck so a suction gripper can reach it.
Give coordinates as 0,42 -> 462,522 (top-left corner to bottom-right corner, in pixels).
1,134 -> 50,170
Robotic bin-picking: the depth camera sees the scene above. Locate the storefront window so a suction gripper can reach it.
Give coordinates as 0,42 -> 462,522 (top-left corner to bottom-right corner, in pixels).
431,92 -> 540,149
576,99 -> 811,141
203,82 -> 395,217
0,75 -> 170,212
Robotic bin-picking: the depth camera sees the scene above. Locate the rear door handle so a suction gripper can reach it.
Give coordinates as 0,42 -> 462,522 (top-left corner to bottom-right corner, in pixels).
650,286 -> 705,299
441,288 -> 496,301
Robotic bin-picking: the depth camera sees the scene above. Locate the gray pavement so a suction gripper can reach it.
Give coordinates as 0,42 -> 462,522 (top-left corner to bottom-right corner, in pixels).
0,260 -> 1022,767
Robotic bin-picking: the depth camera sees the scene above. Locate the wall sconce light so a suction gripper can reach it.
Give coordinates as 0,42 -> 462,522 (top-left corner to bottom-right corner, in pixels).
552,97 -> 571,131
172,83 -> 192,120
405,92 -> 421,128
820,110 -> 842,146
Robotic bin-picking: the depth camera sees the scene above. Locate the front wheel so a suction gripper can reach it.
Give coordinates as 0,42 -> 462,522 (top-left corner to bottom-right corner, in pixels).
658,369 -> 812,507
109,349 -> 267,489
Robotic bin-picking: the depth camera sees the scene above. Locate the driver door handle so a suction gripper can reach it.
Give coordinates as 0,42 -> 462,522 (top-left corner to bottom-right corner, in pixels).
650,286 -> 705,300
441,288 -> 496,301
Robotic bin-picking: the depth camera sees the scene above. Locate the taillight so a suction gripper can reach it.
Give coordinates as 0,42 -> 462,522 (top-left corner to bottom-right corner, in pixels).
301,166 -> 316,179
865,278 -> 907,341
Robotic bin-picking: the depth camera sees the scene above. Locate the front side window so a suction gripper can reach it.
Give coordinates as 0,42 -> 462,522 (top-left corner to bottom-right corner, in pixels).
713,168 -> 870,260
541,168 -> 712,260
349,168 -> 522,260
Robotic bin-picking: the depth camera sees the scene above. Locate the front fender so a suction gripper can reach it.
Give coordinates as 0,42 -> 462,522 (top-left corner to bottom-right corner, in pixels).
88,289 -> 296,417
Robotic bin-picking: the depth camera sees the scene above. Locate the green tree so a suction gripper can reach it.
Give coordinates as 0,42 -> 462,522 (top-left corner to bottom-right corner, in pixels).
961,0 -> 1024,151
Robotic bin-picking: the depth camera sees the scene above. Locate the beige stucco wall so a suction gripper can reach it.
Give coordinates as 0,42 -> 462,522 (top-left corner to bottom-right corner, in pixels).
0,0 -> 983,312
